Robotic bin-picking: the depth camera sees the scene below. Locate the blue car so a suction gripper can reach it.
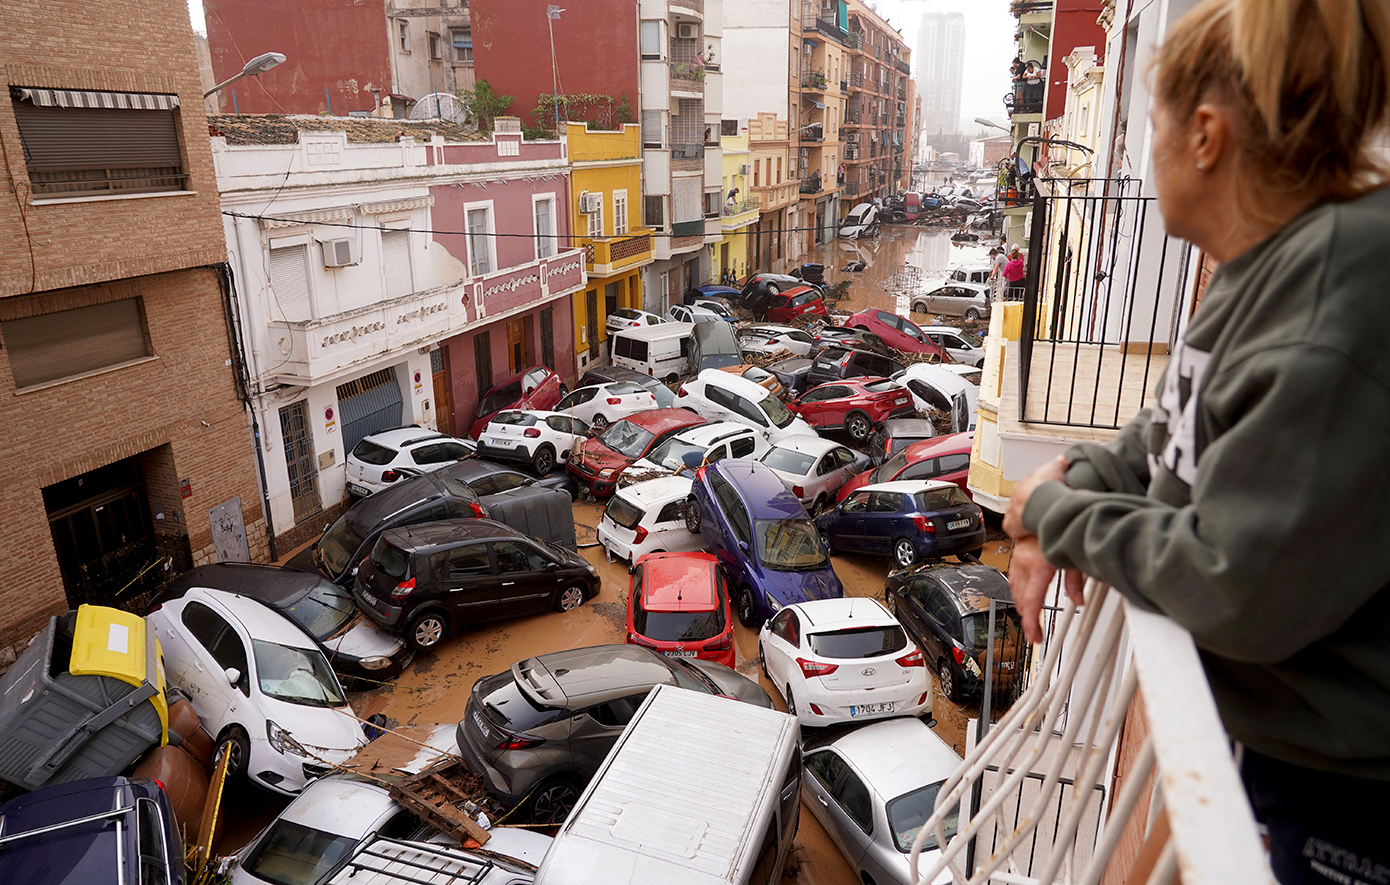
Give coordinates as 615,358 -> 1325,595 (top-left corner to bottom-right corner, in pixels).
686,459 -> 845,626
686,284 -> 742,304
815,479 -> 986,569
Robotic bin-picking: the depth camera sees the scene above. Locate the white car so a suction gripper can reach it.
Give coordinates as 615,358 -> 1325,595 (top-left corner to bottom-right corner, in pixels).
345,428 -> 476,497
146,587 -> 367,795
606,307 -> 666,335
677,369 -> 814,444
667,303 -> 728,324
621,421 -> 766,483
758,597 -> 932,728
597,475 -> 705,569
476,409 -> 590,476
759,435 -> 868,512
893,363 -> 978,432
921,325 -> 986,367
737,324 -> 816,356
554,381 -> 657,430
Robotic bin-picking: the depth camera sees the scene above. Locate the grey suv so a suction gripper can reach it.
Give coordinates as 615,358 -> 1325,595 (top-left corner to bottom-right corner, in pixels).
456,644 -> 773,824
805,346 -> 906,389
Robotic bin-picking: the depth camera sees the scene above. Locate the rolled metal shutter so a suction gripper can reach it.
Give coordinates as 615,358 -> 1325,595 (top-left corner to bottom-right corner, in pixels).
336,368 -> 403,453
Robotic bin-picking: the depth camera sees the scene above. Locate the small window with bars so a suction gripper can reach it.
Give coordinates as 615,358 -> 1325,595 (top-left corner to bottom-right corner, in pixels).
643,195 -> 664,230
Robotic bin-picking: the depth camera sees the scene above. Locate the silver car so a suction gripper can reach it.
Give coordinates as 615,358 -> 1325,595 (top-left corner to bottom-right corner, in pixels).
801,716 -> 963,885
911,282 -> 992,322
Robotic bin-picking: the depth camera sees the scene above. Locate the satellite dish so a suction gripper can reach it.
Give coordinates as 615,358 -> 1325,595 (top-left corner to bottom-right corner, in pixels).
408,92 -> 472,126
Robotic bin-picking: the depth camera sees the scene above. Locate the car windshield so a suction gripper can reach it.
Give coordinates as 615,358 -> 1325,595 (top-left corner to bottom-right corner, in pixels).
957,330 -> 983,347
243,820 -> 358,885
317,513 -> 365,577
478,381 -> 523,417
760,393 -> 796,428
350,439 -> 396,466
633,604 -> 726,641
282,581 -> 356,640
962,609 -> 1023,647
874,449 -> 912,483
252,640 -> 346,707
603,496 -> 645,530
918,487 -> 973,511
648,436 -> 705,469
755,518 -> 829,571
762,447 -> 816,475
863,379 -> 899,394
598,420 -> 656,459
808,625 -> 908,659
886,780 -> 959,853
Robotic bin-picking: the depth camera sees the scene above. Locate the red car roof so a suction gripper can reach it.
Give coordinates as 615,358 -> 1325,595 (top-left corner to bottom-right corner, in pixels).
625,408 -> 706,434
902,430 -> 974,460
779,285 -> 819,298
638,552 -> 722,612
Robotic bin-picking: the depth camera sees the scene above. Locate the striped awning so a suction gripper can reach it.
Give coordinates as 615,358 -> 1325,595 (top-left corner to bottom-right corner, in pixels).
11,87 -> 179,111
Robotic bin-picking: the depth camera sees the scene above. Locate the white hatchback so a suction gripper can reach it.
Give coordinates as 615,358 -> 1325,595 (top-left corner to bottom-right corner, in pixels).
621,421 -> 766,483
677,369 -> 814,444
477,409 -> 590,476
554,381 -> 657,429
345,427 -> 476,497
759,435 -> 867,512
737,324 -> 816,356
596,475 -> 705,569
146,587 -> 367,795
606,307 -> 666,335
921,325 -> 986,367
759,597 -> 931,728
666,303 -> 727,324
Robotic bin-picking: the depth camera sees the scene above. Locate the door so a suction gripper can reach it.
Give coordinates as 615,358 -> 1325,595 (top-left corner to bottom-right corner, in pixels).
650,499 -> 698,551
337,368 -> 404,455
761,609 -> 802,690
431,349 -> 454,437
569,693 -> 647,778
586,289 -> 600,359
491,539 -> 557,615
174,600 -> 249,737
834,490 -> 871,551
803,750 -> 872,867
439,543 -> 503,624
506,319 -> 528,375
278,401 -> 323,525
857,490 -> 903,554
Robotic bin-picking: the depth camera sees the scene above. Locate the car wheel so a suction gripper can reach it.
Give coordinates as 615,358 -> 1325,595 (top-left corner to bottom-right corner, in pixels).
664,373 -> 681,385
684,496 -> 702,534
912,301 -> 928,313
938,659 -> 960,701
767,283 -> 780,296
820,532 -> 834,555
532,445 -> 556,476
893,538 -> 917,569
528,778 -> 582,826
846,411 -> 873,442
810,494 -> 826,517
408,610 -> 449,651
784,684 -> 798,717
558,383 -> 570,396
214,725 -> 250,780
556,585 -> 586,612
759,643 -> 770,678
591,414 -> 609,430
965,308 -> 982,321
736,586 -> 759,628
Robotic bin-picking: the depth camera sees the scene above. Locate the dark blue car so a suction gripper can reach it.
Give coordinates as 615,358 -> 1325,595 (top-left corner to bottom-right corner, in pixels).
815,479 -> 986,568
685,284 -> 742,304
0,776 -> 185,885
686,459 -> 845,626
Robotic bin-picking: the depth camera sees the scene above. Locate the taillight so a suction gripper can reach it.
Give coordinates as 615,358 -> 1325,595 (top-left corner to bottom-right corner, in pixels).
632,525 -> 648,544
952,647 -> 968,665
707,632 -> 733,651
469,502 -> 487,518
152,779 -> 166,793
765,338 -> 779,345
678,388 -> 689,397
809,703 -> 825,715
792,485 -> 804,498
524,428 -> 541,438
797,657 -> 839,678
896,648 -> 925,668
390,578 -> 415,599
381,469 -> 399,483
628,632 -> 659,648
912,515 -> 936,533
607,397 -> 622,405
497,734 -> 545,751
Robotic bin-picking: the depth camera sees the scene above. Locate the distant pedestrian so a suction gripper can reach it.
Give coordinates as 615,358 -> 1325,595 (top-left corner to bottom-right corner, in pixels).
1002,247 -> 1026,299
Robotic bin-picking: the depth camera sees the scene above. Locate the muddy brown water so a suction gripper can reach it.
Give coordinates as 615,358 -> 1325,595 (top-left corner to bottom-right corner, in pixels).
216,226 -> 1012,884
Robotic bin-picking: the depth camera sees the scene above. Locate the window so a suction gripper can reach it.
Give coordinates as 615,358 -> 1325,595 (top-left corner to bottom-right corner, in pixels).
753,159 -> 761,187
833,769 -> 875,834
474,330 -> 492,399
428,32 -> 442,59
612,190 -> 628,236
587,192 -> 604,238
641,110 -> 663,148
643,195 -> 664,230
729,435 -> 756,458
776,157 -> 782,182
704,190 -> 720,218
381,229 -> 412,298
2,297 -> 150,388
534,197 -> 556,259
11,89 -> 186,198
639,20 -> 662,58
494,540 -> 550,573
399,21 -> 409,50
540,307 -> 555,369
452,29 -> 473,62
466,206 -> 493,275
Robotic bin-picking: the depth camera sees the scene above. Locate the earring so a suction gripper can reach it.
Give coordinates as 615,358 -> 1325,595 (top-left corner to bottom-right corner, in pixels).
1196,162 -> 1206,171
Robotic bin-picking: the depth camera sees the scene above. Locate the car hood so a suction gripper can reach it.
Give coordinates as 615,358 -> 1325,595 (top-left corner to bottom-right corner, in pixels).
323,615 -> 407,663
684,660 -> 775,709
771,416 -> 813,440
260,698 -> 368,756
761,564 -> 845,607
572,440 -> 632,474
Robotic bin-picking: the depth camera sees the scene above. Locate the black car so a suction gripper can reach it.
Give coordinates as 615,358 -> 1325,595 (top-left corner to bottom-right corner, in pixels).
438,457 -> 578,504
0,776 -> 185,885
884,563 -> 1024,702
578,365 -> 677,408
766,356 -> 814,396
868,418 -> 938,467
788,262 -> 826,285
739,272 -> 818,314
811,325 -> 892,357
804,346 -> 906,389
314,472 -> 488,586
156,563 -> 414,683
353,519 -> 600,650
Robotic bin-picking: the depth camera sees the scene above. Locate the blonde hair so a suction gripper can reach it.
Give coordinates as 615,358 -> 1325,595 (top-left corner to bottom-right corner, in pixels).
1154,0 -> 1390,206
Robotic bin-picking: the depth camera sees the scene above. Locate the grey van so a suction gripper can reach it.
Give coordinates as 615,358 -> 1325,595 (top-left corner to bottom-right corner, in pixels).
690,321 -> 744,372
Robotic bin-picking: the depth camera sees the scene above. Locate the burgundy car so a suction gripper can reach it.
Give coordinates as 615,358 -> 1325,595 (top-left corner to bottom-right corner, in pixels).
844,308 -> 950,360
567,408 -> 706,497
762,285 -> 828,323
468,366 -> 566,439
837,431 -> 975,502
788,378 -> 917,442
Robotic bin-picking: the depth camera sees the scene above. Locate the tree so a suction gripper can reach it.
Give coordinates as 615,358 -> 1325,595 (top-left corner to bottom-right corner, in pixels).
457,79 -> 513,131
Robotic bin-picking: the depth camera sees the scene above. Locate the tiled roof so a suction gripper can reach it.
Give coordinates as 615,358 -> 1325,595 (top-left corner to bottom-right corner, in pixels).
207,114 -> 488,145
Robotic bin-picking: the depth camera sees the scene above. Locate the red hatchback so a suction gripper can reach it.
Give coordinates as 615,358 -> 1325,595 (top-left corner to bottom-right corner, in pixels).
788,378 -> 917,442
844,308 -> 950,360
762,285 -> 828,323
567,408 -> 706,497
626,552 -> 735,668
468,366 -> 566,439
837,431 -> 975,502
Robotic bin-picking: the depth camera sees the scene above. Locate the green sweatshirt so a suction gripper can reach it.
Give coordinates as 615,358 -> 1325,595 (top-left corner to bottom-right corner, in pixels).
1021,186 -> 1390,779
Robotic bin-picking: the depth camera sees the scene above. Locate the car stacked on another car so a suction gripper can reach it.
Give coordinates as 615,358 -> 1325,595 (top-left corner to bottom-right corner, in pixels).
469,367 -> 567,439
597,476 -> 705,568
552,381 -> 657,430
817,480 -> 985,568
716,363 -> 788,398
739,272 -> 812,315
667,302 -> 735,324
437,458 -> 578,506
626,552 -> 735,668
761,286 -> 829,323
805,346 -> 906,389
620,420 -> 765,482
476,409 -> 590,476
737,324 -> 817,357
759,435 -> 866,513
894,362 -> 979,432
838,431 -> 974,504
605,307 -> 666,335
811,325 -> 892,357
844,309 -> 950,360
921,325 -> 986,367
345,428 -> 476,497
567,409 -> 707,498
579,364 -> 678,408
869,418 -> 938,467
789,378 -> 916,442
676,369 -> 813,445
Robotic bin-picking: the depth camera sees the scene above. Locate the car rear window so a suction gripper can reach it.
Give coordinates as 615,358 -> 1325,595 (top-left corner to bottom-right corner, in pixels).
962,608 -> 1023,647
916,487 -> 973,511
492,411 -> 535,426
633,604 -> 726,641
743,366 -> 774,383
807,625 -> 908,659
351,439 -> 396,466
762,447 -> 816,475
478,381 -> 523,416
886,780 -> 959,853
604,496 -> 645,530
478,672 -> 568,732
610,382 -> 647,396
863,379 -> 899,393
243,820 -> 358,885
369,536 -> 410,579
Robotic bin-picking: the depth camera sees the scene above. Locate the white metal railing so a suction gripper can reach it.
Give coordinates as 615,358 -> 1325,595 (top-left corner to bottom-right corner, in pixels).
910,581 -> 1275,885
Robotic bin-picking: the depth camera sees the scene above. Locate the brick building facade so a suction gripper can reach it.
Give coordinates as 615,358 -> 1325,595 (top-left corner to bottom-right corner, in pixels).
0,0 -> 267,666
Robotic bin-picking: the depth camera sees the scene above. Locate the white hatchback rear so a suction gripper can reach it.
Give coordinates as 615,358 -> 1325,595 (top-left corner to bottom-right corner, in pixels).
345,427 -> 476,497
596,476 -> 705,568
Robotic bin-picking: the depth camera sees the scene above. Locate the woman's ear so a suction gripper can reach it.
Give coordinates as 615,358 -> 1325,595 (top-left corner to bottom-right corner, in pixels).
1191,103 -> 1229,172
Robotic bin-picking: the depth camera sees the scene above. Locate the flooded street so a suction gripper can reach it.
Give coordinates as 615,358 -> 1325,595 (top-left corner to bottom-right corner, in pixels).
216,224 -> 1012,884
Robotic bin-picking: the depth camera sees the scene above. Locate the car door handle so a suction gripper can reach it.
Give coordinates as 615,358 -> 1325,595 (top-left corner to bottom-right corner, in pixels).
817,795 -> 829,806
502,582 -> 515,587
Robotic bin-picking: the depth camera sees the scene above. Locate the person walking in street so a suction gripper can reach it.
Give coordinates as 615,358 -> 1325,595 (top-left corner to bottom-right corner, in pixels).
1001,2 -> 1390,882
1002,247 -> 1026,300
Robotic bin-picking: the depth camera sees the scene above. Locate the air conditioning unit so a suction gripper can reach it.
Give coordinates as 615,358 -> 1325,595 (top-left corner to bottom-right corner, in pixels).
579,192 -> 602,213
738,164 -> 749,175
321,238 -> 360,268
676,23 -> 699,39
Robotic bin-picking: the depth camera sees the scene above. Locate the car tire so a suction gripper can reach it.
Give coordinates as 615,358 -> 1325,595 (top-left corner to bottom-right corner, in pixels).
810,494 -> 826,517
591,414 -> 609,431
532,445 -> 556,476
767,283 -> 780,297
558,383 -> 570,396
938,659 -> 960,701
759,644 -> 770,678
912,301 -> 928,313
684,496 -> 702,534
528,777 -> 582,826
214,725 -> 251,780
408,610 -> 449,651
965,308 -> 982,321
784,684 -> 798,717
820,532 -> 834,555
846,411 -> 873,442
555,585 -> 586,612
664,373 -> 681,385
893,538 -> 917,569
736,585 -> 759,628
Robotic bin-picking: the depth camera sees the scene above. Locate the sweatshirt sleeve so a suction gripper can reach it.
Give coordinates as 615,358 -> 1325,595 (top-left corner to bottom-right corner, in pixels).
1019,345 -> 1390,664
1058,410 -> 1153,496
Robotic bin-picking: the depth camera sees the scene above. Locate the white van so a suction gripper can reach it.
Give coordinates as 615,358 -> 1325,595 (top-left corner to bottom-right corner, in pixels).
533,685 -> 802,885
610,322 -> 694,382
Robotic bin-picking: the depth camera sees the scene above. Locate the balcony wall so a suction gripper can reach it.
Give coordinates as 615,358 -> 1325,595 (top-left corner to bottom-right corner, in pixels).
581,231 -> 654,277
753,180 -> 800,211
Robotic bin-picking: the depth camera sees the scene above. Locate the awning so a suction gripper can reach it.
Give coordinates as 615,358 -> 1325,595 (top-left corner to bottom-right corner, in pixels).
11,87 -> 179,111
812,100 -> 825,109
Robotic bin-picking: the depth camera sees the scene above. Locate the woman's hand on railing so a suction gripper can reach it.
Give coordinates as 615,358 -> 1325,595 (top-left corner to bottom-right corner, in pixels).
1004,455 -> 1087,641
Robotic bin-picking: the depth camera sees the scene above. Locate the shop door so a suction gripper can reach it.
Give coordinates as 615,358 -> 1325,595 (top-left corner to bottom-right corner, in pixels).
336,367 -> 403,453
431,348 -> 454,436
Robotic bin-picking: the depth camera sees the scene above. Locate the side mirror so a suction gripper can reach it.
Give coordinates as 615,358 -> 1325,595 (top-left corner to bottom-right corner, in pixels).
224,667 -> 241,686
546,561 -> 560,571
738,540 -> 750,552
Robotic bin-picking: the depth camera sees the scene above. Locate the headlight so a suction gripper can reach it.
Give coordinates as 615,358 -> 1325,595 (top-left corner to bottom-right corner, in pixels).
599,467 -> 619,478
767,594 -> 785,613
266,720 -> 307,756
359,655 -> 392,671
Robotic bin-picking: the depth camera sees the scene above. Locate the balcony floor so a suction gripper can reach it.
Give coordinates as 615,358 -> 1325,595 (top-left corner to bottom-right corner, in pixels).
1001,341 -> 1169,443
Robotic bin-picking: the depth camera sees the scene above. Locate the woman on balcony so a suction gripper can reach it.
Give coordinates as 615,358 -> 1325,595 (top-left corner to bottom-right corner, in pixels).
1002,1 -> 1390,882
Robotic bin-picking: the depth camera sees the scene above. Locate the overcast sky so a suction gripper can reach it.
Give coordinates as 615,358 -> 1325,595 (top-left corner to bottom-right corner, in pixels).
188,0 -> 1013,134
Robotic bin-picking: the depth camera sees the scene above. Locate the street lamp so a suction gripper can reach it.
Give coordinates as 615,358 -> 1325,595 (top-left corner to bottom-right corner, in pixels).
203,52 -> 287,98
974,117 -> 1010,133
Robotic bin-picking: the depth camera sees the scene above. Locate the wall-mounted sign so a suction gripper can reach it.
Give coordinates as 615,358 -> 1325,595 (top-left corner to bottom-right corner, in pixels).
413,371 -> 424,395
325,405 -> 336,434
179,478 -> 192,499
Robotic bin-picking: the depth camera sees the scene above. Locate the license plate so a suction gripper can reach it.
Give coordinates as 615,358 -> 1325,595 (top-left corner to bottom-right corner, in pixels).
850,702 -> 895,716
348,483 -> 371,496
490,437 -> 512,446
947,518 -> 971,530
471,709 -> 489,738
896,397 -> 909,404
664,650 -> 697,658
360,589 -> 378,606
1000,661 -> 1016,670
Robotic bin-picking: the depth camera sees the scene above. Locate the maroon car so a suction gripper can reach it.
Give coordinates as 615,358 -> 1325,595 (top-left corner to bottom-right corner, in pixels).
787,377 -> 916,442
468,366 -> 566,439
762,285 -> 828,323
567,409 -> 707,497
844,308 -> 950,360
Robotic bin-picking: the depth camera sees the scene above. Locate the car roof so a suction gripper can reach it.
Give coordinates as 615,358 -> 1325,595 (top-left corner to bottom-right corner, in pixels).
856,479 -> 958,495
824,717 -> 963,792
278,775 -> 398,835
626,408 -> 706,433
913,564 -> 1012,612
640,553 -> 721,612
743,324 -> 799,334
441,459 -> 526,483
709,459 -> 806,519
613,322 -> 694,341
361,426 -> 449,449
166,563 -> 324,607
900,431 -> 974,462
921,325 -> 965,335
183,587 -> 318,649
673,421 -> 753,446
775,285 -> 818,298
883,418 -> 937,435
614,475 -> 694,505
936,281 -> 991,293
768,434 -> 842,456
515,645 -> 678,708
790,597 -> 894,630
380,517 -> 521,552
695,368 -> 774,401
900,363 -> 974,395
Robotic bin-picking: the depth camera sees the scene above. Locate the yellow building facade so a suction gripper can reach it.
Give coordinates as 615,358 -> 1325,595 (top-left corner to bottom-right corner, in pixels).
717,132 -> 759,284
565,122 -> 655,374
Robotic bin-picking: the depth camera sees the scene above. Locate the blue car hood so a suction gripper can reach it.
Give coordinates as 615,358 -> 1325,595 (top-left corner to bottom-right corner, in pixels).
760,563 -> 844,607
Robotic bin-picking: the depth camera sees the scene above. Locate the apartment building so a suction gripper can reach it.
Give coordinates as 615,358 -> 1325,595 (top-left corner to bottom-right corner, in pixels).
917,12 -> 966,145
841,0 -> 913,209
